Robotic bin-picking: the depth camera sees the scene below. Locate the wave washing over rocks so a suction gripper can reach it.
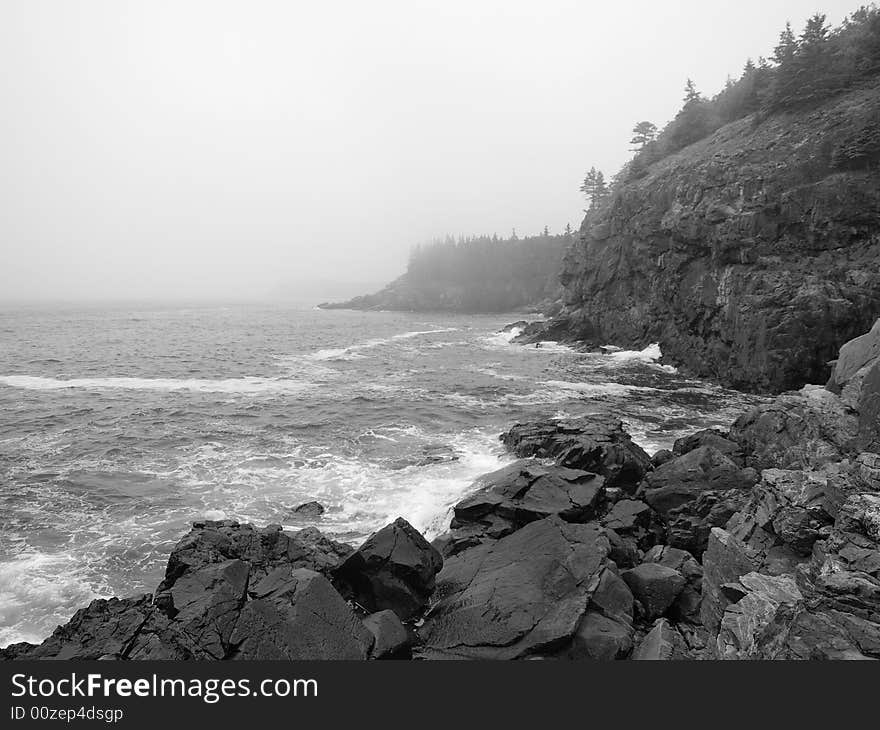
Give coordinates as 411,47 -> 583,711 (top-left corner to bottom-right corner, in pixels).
4,319 -> 878,661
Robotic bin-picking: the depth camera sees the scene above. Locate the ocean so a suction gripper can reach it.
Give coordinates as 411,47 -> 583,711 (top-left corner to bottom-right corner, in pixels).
0,303 -> 763,647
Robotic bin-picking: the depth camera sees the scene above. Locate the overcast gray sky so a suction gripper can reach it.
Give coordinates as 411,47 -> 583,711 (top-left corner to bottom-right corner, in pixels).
0,0 -> 861,301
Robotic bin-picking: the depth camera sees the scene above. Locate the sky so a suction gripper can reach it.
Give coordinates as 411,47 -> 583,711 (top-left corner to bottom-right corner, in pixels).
0,0 -> 862,302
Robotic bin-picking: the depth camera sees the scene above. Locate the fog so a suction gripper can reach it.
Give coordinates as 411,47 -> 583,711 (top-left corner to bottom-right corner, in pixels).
0,0 -> 859,302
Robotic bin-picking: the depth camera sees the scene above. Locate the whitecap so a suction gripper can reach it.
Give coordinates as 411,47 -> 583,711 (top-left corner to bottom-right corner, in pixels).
0,375 -> 313,395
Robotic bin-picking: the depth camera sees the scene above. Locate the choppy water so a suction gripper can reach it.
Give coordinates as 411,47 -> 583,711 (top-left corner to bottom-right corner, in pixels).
0,303 -> 763,646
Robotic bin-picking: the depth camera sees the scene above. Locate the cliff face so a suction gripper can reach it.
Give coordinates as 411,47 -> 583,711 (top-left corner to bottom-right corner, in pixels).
559,83 -> 880,393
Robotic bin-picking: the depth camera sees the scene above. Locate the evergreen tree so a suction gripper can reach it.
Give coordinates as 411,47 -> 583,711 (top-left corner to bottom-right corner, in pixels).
772,22 -> 799,65
683,78 -> 702,104
630,121 -> 658,150
580,167 -> 609,208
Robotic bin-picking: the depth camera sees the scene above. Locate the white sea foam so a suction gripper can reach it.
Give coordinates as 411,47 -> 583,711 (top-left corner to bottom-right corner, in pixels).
0,375 -> 313,395
309,328 -> 460,361
543,380 -> 658,396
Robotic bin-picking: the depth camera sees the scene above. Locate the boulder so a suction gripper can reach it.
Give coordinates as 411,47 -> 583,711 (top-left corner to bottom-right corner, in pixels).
857,452 -> 880,492
858,363 -> 880,452
641,446 -> 758,515
631,618 -> 691,660
363,610 -> 411,659
730,386 -> 860,470
333,518 -> 442,620
158,520 -> 353,591
643,545 -> 703,622
601,499 -> 662,552
500,416 -> 652,491
651,449 -> 674,467
700,528 -> 762,634
640,446 -> 757,554
290,501 -> 326,518
419,517 -> 620,659
673,429 -> 745,465
229,568 -> 373,660
715,572 -> 803,659
451,460 -> 605,542
622,563 -> 686,620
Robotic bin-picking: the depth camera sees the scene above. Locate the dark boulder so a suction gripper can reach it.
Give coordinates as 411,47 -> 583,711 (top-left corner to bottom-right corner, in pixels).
419,517 -> 623,659
601,499 -> 663,552
651,449 -> 674,468
333,518 -> 442,620
290,501 -> 326,518
159,520 -> 353,591
229,568 -> 373,660
451,460 -> 605,541
363,610 -> 411,659
622,563 -> 686,620
673,428 -> 745,466
631,618 -> 691,660
643,545 -> 703,623
663,488 -> 752,557
501,416 -> 652,491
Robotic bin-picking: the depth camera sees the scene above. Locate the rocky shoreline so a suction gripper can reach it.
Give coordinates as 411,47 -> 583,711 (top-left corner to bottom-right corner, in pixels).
3,320 -> 878,661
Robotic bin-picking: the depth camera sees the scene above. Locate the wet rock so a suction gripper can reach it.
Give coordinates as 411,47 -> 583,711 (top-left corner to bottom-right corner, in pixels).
643,545 -> 703,623
673,429 -> 745,466
229,568 -> 373,660
632,618 -> 691,660
159,520 -> 353,591
641,446 -> 757,554
501,416 -> 652,491
601,499 -> 662,552
290,501 -> 326,518
450,460 -> 605,543
333,517 -> 442,620
730,386 -> 860,470
642,446 -> 758,515
363,610 -> 411,659
419,517 -> 617,659
622,563 -> 686,620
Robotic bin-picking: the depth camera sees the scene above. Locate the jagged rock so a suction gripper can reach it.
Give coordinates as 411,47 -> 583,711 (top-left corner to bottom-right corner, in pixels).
500,416 -> 652,491
568,568 -> 635,660
158,520 -> 353,592
651,449 -> 674,467
601,499 -> 663,552
333,518 -> 442,620
290,501 -> 326,518
158,559 -> 250,659
605,527 -> 640,569
641,446 -> 757,554
673,429 -> 745,465
664,489 -> 752,557
631,618 -> 691,660
700,528 -> 762,634
229,568 -> 373,660
642,446 -> 758,514
857,452 -> 880,491
716,572 -> 803,659
363,610 -> 411,659
730,386 -> 860,470
643,545 -> 703,622
450,460 -> 605,544
726,468 -> 840,561
622,563 -> 686,620
859,365 -> 880,452
419,517 -> 619,659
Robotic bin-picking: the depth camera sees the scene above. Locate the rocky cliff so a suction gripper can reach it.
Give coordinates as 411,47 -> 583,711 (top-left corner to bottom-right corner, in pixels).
556,82 -> 880,393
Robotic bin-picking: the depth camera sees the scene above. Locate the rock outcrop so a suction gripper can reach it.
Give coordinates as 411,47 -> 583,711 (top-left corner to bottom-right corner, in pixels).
549,84 -> 880,393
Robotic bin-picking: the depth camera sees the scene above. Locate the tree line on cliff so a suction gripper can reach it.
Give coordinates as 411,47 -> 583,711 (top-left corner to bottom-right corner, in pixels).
403,229 -> 571,312
583,5 -> 880,194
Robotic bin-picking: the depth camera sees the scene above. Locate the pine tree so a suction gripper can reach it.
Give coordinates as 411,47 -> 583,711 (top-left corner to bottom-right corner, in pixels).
683,78 -> 702,104
580,167 -> 609,208
630,121 -> 658,150
772,22 -> 798,65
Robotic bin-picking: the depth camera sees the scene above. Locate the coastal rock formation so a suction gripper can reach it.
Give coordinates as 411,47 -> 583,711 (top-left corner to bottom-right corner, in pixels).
332,517 -> 443,620
501,416 -> 652,491
550,84 -> 880,393
443,460 -> 605,552
418,517 -> 630,659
